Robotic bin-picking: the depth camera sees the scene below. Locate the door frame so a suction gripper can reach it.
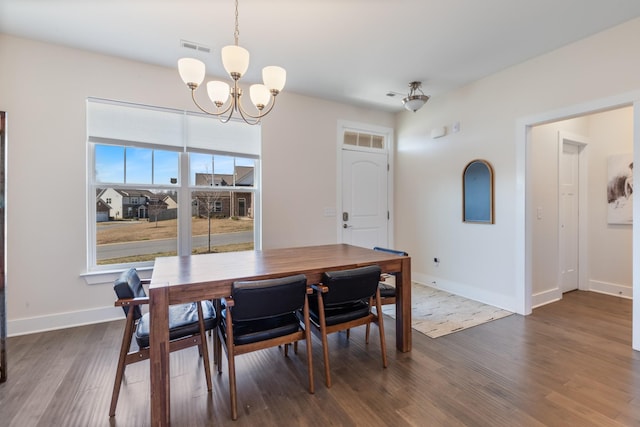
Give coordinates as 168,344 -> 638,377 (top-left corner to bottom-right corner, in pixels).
518,90 -> 640,350
557,133 -> 588,294
336,120 -> 395,246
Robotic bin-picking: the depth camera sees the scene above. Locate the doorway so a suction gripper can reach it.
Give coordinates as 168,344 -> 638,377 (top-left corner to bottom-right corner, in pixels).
337,121 -> 394,249
529,107 -> 633,309
341,148 -> 388,248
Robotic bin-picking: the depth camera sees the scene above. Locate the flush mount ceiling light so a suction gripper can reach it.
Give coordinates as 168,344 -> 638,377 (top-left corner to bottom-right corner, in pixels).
402,81 -> 430,112
177,0 -> 286,125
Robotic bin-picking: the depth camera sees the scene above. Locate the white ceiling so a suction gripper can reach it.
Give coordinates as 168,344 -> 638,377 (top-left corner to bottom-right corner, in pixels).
3,0 -> 640,112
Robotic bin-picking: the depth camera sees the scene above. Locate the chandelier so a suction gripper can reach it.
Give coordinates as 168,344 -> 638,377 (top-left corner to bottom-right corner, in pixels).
402,81 -> 430,112
177,0 -> 286,125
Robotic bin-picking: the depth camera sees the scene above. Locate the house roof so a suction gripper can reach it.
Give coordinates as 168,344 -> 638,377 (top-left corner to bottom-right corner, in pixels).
195,166 -> 254,187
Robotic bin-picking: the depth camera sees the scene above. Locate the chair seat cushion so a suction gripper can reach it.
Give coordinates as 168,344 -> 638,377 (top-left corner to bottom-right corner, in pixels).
308,300 -> 370,327
378,281 -> 396,298
135,300 -> 216,348
220,310 -> 301,345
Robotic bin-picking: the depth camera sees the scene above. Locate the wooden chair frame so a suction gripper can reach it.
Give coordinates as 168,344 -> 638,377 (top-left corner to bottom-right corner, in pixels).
311,283 -> 387,388
110,278 -> 214,417
366,247 -> 408,341
217,286 -> 314,420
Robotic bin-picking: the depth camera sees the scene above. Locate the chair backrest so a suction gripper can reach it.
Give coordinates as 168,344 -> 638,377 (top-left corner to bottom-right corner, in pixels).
321,265 -> 381,306
231,274 -> 307,322
113,268 -> 147,320
373,246 -> 408,257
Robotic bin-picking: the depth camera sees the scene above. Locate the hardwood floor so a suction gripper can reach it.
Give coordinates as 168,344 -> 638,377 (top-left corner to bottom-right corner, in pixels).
1,291 -> 639,426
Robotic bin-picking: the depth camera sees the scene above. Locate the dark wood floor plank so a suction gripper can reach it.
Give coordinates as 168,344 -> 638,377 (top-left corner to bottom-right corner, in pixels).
1,291 -> 639,426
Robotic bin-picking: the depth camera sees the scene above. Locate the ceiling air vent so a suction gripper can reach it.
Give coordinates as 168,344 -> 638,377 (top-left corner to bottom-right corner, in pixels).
180,39 -> 211,54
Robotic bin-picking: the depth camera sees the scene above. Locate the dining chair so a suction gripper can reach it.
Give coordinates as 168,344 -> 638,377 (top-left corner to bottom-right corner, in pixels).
308,265 -> 387,388
110,268 -> 217,417
217,274 -> 314,420
372,246 -> 409,306
366,247 -> 408,341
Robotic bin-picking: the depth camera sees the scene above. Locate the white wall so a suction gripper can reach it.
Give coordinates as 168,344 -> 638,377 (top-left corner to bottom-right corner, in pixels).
394,16 -> 640,322
531,108 -> 633,306
0,34 -> 394,335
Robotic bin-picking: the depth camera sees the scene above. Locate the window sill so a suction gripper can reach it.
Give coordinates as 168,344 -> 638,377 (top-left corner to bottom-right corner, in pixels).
81,266 -> 153,285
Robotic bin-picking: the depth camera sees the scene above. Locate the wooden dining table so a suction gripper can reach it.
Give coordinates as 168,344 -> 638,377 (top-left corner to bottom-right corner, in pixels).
148,243 -> 411,426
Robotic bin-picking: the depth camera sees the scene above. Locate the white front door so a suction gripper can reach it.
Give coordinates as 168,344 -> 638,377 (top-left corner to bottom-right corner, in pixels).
341,149 -> 388,248
559,142 -> 580,293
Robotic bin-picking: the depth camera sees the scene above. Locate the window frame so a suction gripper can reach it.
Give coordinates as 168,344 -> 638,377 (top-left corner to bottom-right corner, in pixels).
86,99 -> 261,273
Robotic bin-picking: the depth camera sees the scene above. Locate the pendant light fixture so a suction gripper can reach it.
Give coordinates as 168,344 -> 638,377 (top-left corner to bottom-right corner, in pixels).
402,81 -> 430,112
177,0 -> 286,125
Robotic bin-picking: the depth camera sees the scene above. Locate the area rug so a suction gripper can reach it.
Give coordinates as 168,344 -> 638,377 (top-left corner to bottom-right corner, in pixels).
381,282 -> 514,338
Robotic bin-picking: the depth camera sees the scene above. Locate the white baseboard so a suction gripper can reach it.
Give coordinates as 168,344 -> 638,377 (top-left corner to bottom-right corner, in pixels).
532,288 -> 562,309
412,272 -> 519,313
8,305 -> 122,337
519,280 -> 631,311
588,279 -> 632,299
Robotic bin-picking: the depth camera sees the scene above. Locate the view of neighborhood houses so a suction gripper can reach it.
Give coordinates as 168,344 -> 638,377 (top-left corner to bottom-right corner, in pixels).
95,147 -> 256,265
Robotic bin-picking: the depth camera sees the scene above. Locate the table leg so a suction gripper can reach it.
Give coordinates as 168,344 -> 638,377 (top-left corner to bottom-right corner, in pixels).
150,286 -> 170,426
395,257 -> 412,352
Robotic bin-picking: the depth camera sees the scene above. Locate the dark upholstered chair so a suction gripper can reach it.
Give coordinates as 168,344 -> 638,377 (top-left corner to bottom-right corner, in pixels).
367,247 -> 408,342
372,246 -> 409,306
217,274 -> 314,420
110,268 -> 217,417
308,265 -> 387,388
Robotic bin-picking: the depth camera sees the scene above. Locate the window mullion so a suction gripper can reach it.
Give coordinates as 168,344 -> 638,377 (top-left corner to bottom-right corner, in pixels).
178,151 -> 191,256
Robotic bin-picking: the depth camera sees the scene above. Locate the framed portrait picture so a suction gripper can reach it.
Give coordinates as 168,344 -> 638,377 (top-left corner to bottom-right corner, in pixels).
606,153 -> 633,224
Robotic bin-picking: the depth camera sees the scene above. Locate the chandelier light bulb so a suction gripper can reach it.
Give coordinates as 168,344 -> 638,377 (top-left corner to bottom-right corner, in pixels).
178,58 -> 205,88
249,84 -> 271,109
262,66 -> 286,93
207,81 -> 231,106
221,45 -> 250,79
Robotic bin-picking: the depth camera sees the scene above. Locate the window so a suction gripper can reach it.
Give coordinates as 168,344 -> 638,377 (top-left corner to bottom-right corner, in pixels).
87,98 -> 261,271
343,131 -> 385,150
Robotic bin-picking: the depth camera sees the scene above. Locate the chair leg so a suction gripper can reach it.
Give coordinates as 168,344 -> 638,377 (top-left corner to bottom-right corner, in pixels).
197,302 -> 213,392
225,311 -> 239,420
365,296 -> 375,344
375,292 -> 388,369
216,326 -> 224,375
216,330 -> 222,372
317,292 -> 332,388
110,309 -> 136,417
303,297 -> 314,394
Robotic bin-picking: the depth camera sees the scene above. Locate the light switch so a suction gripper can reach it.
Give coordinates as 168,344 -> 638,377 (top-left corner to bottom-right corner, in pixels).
537,207 -> 543,220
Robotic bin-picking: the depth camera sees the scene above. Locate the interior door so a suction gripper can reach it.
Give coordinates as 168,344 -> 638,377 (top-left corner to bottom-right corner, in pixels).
341,149 -> 388,248
559,142 -> 580,293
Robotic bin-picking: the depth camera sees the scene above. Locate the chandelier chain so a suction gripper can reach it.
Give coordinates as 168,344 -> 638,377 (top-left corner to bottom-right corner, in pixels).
234,0 -> 240,46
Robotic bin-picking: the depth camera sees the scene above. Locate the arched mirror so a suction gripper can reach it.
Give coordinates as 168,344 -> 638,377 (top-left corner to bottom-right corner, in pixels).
463,159 -> 494,224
